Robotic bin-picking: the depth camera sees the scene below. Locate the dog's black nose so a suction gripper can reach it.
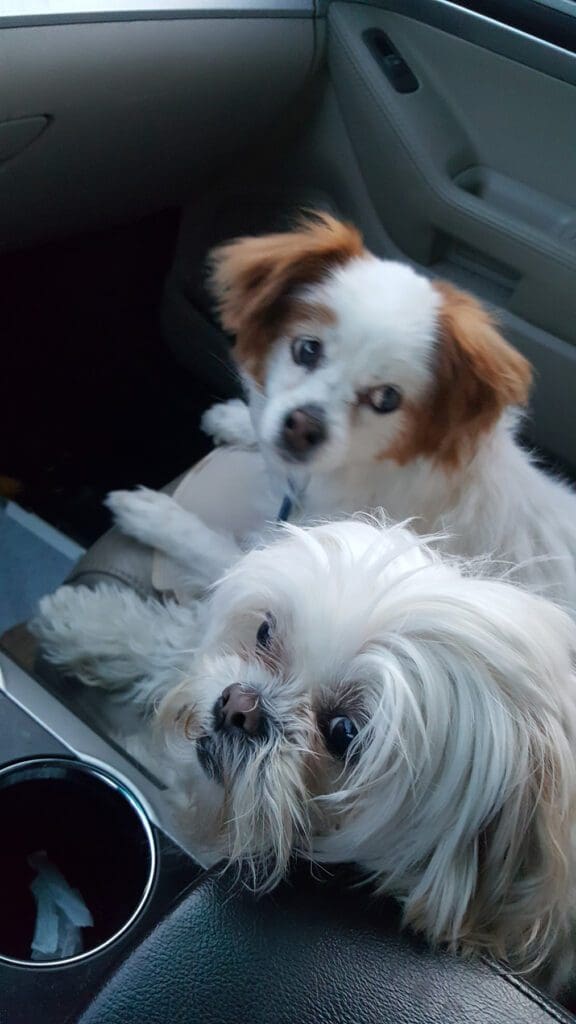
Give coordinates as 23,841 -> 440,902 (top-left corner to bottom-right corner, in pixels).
217,684 -> 262,735
281,405 -> 327,459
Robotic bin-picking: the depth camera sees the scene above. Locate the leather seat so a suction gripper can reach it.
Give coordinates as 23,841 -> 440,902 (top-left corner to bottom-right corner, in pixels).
76,866 -> 575,1024
24,460 -> 576,1023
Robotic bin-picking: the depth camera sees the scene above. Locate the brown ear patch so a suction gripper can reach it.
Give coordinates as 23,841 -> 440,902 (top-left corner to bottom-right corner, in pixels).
385,281 -> 532,469
208,212 -> 364,382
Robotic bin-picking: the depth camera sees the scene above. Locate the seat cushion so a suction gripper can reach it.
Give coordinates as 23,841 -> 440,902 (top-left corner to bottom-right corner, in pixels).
64,474 -> 183,600
76,867 -> 575,1024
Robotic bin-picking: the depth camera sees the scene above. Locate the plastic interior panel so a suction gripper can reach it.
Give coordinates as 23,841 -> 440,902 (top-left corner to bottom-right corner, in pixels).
323,0 -> 576,465
0,16 -> 314,249
0,688 -> 203,1024
328,3 -> 576,317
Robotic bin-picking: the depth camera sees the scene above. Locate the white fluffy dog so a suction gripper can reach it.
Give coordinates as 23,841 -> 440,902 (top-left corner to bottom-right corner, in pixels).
199,212 -> 576,611
34,518 -> 576,994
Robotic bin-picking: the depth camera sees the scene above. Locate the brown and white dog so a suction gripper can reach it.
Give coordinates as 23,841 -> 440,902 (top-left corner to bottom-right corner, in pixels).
200,212 -> 576,610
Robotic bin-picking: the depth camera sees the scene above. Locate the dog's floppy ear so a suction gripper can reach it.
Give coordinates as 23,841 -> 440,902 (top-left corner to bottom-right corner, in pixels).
396,282 -> 532,468
208,211 -> 364,379
403,729 -> 575,979
400,670 -> 576,980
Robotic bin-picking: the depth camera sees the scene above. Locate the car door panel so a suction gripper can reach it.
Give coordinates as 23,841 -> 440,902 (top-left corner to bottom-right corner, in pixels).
0,11 -> 315,249
321,0 -> 576,464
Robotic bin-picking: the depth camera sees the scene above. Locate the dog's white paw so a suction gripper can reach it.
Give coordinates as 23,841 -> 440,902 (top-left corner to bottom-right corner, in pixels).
33,586 -> 113,686
201,399 -> 256,448
34,586 -> 82,642
106,488 -> 180,547
33,584 -> 152,691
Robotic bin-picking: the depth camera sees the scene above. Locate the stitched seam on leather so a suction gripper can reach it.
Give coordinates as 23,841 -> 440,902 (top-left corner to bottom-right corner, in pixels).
482,957 -> 576,1022
329,11 -> 576,278
67,568 -> 154,599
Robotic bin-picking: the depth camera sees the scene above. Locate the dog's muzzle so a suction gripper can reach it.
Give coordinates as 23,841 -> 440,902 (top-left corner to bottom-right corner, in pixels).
279,405 -> 327,462
196,685 -> 269,782
216,683 -> 262,735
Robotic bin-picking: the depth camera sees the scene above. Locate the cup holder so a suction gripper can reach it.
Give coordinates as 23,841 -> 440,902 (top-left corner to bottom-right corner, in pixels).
0,757 -> 156,967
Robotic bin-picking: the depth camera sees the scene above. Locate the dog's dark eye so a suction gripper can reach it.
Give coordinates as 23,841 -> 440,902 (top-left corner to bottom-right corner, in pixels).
256,615 -> 274,650
366,385 -> 402,414
291,337 -> 323,370
323,715 -> 358,760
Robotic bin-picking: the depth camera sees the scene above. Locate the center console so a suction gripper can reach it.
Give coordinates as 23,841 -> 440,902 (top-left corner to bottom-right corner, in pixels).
0,652 -> 204,1024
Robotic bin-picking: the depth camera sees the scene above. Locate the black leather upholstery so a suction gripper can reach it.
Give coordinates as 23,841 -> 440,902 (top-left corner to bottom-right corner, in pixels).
77,867 -> 574,1024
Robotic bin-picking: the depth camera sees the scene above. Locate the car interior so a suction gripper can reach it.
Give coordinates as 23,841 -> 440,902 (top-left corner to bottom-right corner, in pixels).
1,1 -> 576,1021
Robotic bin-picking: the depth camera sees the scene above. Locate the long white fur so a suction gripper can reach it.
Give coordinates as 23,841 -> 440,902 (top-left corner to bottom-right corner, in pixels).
33,519 -> 576,993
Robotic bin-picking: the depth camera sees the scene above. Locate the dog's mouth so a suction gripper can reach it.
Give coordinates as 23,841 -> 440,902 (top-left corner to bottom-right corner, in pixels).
194,732 -> 268,785
275,439 -> 325,466
275,436 -> 330,468
196,734 -> 223,783
195,711 -> 276,785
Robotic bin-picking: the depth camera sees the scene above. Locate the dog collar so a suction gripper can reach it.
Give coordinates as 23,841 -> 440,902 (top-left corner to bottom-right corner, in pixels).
277,494 -> 293,522
276,474 -> 309,523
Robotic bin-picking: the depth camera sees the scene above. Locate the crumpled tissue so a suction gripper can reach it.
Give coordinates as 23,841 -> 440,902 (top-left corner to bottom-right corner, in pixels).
28,850 -> 94,961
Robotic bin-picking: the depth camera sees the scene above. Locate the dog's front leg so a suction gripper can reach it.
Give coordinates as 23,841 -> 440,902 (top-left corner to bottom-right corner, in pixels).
200,398 -> 256,448
106,488 -> 242,586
